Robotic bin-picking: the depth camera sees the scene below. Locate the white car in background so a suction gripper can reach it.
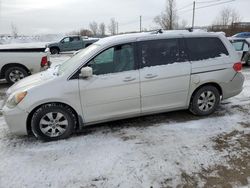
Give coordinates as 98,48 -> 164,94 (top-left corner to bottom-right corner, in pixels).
229,37 -> 250,65
2,31 -> 244,141
0,43 -> 50,84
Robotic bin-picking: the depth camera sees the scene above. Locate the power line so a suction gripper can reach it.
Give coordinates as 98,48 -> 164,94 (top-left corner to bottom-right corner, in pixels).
196,0 -> 236,10
196,0 -> 223,4
179,0 -> 236,14
177,3 -> 193,11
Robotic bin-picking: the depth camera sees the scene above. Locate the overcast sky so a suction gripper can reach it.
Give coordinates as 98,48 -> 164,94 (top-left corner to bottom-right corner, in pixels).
0,0 -> 249,35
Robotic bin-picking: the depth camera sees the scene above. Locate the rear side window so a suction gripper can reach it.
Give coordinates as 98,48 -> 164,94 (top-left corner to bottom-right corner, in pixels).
186,37 -> 229,61
139,39 -> 187,68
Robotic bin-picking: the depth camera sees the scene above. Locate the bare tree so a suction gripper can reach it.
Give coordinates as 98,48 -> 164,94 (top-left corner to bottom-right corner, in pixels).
154,0 -> 178,30
89,21 -> 98,36
11,23 -> 18,38
214,7 -> 241,26
79,29 -> 93,37
220,8 -> 231,26
179,19 -> 188,29
98,22 -> 106,36
231,9 -> 241,24
108,18 -> 117,35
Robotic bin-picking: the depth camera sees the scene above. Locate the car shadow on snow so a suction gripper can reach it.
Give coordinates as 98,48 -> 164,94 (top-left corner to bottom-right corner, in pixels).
75,104 -> 231,139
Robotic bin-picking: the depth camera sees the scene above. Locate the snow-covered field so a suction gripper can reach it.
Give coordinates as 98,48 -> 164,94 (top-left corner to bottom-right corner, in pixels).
0,60 -> 249,187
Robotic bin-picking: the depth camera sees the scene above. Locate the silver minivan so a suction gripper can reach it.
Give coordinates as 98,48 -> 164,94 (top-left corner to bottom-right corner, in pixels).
2,31 -> 244,141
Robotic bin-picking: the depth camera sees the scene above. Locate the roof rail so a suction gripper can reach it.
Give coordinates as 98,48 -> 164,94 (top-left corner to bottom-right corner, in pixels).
150,29 -> 163,34
187,28 -> 193,32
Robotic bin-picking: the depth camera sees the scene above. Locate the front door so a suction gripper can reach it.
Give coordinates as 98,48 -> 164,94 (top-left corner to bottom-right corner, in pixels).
138,38 -> 191,113
79,43 -> 141,123
60,37 -> 71,51
71,36 -> 83,50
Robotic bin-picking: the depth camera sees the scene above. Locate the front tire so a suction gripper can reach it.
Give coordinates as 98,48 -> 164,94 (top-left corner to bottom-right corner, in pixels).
31,104 -> 76,141
189,86 -> 220,116
5,66 -> 29,84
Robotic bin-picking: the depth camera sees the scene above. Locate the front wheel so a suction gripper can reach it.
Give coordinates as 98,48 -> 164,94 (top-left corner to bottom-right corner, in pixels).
189,86 -> 220,116
31,104 -> 76,141
5,66 -> 29,84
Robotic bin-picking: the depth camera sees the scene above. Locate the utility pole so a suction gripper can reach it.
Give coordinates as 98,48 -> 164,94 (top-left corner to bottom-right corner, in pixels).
140,15 -> 142,32
192,1 -> 196,29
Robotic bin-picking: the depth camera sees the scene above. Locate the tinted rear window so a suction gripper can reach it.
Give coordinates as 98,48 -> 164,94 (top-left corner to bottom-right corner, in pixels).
186,37 -> 229,61
139,39 -> 188,68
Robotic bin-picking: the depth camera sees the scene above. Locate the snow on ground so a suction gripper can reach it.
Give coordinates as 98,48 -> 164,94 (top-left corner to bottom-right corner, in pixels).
0,66 -> 249,187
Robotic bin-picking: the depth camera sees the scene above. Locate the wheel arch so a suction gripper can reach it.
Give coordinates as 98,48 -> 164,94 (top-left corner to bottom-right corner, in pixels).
189,82 -> 223,106
0,63 -> 30,79
26,102 -> 82,135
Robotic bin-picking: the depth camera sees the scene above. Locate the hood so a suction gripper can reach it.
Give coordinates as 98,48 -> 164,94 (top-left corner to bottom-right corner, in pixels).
7,68 -> 58,95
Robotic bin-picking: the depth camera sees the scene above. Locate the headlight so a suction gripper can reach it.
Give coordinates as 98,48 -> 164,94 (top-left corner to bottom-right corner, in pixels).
6,91 -> 27,108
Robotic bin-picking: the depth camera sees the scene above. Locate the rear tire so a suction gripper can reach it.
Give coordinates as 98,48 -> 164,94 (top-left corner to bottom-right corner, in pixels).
5,66 -> 29,84
31,104 -> 76,141
50,48 -> 59,55
189,85 -> 220,116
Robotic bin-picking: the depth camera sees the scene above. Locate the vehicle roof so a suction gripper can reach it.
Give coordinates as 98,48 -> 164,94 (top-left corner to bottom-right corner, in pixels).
228,37 -> 250,44
96,30 -> 225,46
236,32 -> 250,35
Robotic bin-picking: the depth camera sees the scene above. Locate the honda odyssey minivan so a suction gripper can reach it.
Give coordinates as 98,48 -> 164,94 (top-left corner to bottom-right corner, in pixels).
2,31 -> 244,141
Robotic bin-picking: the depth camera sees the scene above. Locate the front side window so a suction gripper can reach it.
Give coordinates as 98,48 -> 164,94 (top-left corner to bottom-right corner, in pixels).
88,44 -> 135,75
139,39 -> 184,68
186,37 -> 229,61
62,37 -> 70,43
243,42 -> 249,51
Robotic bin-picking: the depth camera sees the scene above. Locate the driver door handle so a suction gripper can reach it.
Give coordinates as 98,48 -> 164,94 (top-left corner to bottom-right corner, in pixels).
145,74 -> 158,79
123,77 -> 136,82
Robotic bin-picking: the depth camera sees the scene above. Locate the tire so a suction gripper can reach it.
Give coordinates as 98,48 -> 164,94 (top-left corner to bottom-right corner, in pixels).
189,85 -> 220,116
246,58 -> 250,66
5,66 -> 29,84
50,48 -> 59,55
31,104 -> 76,141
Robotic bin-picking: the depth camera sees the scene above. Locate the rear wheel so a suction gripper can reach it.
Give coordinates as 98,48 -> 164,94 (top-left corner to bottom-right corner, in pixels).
189,85 -> 220,116
31,104 -> 76,141
50,48 -> 59,55
5,66 -> 29,84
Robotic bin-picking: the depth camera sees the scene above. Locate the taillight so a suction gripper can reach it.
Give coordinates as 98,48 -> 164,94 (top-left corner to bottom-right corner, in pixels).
41,56 -> 48,67
233,62 -> 242,72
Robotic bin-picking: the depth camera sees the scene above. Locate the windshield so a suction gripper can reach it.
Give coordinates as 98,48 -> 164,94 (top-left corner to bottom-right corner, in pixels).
58,44 -> 100,75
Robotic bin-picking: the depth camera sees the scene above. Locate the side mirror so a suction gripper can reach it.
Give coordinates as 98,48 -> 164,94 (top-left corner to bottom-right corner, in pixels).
80,67 -> 93,78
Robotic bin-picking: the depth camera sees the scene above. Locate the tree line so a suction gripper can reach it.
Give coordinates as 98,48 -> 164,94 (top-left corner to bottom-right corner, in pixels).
69,18 -> 118,37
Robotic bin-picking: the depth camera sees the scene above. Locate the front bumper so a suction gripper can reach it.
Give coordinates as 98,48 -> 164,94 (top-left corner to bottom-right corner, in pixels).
2,105 -> 29,136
